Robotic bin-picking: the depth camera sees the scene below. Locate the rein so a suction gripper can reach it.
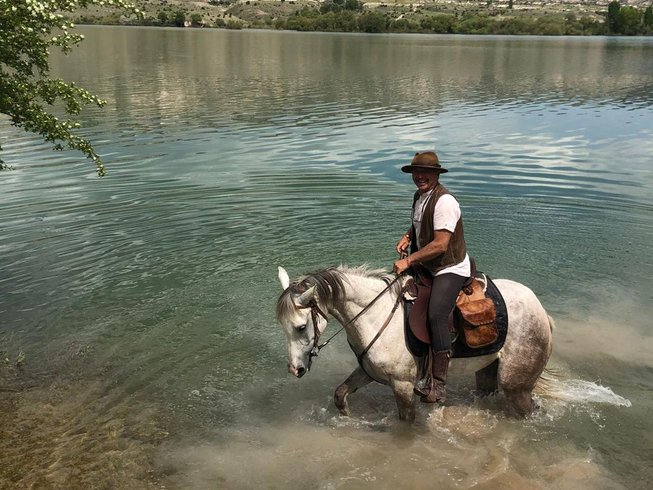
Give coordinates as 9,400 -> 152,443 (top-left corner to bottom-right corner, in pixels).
296,273 -> 405,369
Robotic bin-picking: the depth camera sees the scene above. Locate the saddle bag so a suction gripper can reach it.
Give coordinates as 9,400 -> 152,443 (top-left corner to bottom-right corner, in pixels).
456,277 -> 498,348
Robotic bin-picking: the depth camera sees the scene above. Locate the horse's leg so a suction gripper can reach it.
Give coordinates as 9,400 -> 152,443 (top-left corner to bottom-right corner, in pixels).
498,360 -> 543,418
475,359 -> 499,395
389,378 -> 416,422
504,389 -> 535,418
494,280 -> 554,418
334,367 -> 373,417
499,323 -> 552,417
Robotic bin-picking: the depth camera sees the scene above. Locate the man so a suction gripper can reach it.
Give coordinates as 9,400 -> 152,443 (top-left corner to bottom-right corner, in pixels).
393,151 -> 471,404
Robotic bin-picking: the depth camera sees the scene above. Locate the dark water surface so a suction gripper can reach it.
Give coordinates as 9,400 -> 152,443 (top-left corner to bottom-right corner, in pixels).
1,27 -> 652,488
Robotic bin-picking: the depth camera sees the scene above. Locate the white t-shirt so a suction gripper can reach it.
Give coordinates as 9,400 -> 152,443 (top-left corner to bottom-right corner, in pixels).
412,190 -> 471,277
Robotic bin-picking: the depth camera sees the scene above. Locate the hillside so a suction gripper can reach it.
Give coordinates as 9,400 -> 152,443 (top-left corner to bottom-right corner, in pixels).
74,0 -> 653,35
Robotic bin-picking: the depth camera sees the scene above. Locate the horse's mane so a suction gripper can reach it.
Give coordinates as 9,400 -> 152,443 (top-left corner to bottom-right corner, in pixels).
276,265 -> 397,324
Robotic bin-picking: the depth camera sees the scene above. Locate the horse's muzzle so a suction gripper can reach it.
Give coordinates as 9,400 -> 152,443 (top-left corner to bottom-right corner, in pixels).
288,363 -> 306,378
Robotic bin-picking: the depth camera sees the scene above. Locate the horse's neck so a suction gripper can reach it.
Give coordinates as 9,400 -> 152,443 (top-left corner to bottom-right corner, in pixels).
327,274 -> 394,338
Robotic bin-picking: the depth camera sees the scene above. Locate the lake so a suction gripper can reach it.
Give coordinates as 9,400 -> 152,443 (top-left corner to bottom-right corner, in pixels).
1,26 -> 652,488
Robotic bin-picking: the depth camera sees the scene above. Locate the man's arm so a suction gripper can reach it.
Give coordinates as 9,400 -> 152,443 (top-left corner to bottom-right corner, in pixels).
393,230 -> 452,274
395,229 -> 413,254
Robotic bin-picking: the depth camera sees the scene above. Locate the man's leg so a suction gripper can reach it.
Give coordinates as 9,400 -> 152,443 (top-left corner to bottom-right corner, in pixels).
423,273 -> 466,404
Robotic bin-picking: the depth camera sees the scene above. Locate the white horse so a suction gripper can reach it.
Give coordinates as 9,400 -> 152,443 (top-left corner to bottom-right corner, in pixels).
276,265 -> 553,422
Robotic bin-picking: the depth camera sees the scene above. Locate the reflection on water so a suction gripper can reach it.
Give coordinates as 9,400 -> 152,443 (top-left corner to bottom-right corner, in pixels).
1,27 -> 652,488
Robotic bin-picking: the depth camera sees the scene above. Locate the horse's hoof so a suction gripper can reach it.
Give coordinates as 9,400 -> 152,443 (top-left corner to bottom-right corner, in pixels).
420,396 -> 445,405
334,397 -> 350,416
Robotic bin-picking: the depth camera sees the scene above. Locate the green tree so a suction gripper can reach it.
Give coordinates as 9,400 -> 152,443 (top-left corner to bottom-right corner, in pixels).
343,0 -> 362,11
618,6 -> 642,35
320,1 -> 342,14
645,6 -> 653,29
428,14 -> 456,33
579,15 -> 604,35
334,10 -> 358,31
157,11 -> 169,26
0,0 -> 138,175
358,12 -> 387,33
225,19 -> 243,29
607,0 -> 621,33
174,10 -> 186,27
455,14 -> 493,34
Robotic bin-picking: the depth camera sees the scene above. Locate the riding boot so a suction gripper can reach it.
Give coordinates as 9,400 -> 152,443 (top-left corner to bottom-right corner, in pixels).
421,350 -> 450,404
413,351 -> 432,397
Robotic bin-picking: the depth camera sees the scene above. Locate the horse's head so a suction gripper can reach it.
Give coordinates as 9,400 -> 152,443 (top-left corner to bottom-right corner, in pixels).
276,266 -> 329,378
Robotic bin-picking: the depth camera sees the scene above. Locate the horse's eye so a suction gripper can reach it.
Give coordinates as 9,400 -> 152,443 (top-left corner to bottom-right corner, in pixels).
296,325 -> 307,332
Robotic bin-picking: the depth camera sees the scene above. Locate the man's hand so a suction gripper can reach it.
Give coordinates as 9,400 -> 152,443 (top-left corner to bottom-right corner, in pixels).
396,235 -> 410,255
393,257 -> 411,275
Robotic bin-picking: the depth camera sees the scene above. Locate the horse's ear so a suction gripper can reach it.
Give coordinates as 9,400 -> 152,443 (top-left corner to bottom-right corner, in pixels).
278,266 -> 290,290
297,285 -> 316,306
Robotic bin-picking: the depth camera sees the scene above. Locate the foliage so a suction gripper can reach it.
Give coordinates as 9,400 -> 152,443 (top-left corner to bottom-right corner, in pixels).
455,13 -> 494,34
0,0 -> 139,175
264,3 -> 621,37
389,17 -> 419,33
419,14 -> 455,33
57,1 -> 653,38
607,0 -> 621,32
320,0 -> 362,14
619,6 -> 643,35
173,10 -> 186,27
358,11 -> 387,33
606,1 -> 648,34
190,13 -> 202,27
645,6 -> 653,29
225,19 -> 243,29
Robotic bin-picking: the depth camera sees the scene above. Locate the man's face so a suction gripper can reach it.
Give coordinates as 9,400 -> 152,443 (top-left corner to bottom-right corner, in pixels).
412,169 -> 439,194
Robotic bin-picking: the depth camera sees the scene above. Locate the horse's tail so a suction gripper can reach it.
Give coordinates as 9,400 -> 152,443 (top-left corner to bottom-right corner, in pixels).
544,314 -> 555,334
533,314 -> 557,396
533,366 -> 562,397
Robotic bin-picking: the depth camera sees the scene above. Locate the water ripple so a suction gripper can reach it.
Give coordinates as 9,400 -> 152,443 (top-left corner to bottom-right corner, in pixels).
3,29 -> 653,489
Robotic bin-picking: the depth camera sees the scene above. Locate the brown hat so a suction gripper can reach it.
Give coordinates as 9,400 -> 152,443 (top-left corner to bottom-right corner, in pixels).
401,151 -> 448,174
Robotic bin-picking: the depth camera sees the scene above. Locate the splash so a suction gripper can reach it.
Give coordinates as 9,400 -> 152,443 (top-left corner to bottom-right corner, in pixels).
538,377 -> 631,407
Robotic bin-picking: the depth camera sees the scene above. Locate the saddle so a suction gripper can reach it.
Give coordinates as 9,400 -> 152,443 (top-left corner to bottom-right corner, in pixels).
404,266 -> 499,350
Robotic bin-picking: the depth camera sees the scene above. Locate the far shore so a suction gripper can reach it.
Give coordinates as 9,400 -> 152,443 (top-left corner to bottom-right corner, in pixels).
73,0 -> 653,37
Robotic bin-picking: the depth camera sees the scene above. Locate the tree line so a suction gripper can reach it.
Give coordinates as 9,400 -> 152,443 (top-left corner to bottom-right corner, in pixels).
72,1 -> 653,36
268,1 -> 653,35
607,1 -> 653,35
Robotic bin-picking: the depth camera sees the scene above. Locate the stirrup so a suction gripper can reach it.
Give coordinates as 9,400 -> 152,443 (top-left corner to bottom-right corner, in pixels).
414,375 -> 431,397
421,379 -> 446,404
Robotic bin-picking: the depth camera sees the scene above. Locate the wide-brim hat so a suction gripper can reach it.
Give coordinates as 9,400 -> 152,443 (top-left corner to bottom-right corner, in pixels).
401,151 -> 448,173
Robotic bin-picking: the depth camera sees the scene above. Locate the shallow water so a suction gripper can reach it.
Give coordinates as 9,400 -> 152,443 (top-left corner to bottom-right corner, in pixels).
1,27 -> 652,489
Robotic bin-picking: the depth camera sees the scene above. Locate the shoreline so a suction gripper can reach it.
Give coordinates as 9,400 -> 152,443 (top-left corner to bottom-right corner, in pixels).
75,23 -> 653,38
71,0 -> 653,36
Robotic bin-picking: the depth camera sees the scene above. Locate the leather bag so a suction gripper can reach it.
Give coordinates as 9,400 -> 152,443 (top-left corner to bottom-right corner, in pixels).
456,278 -> 499,348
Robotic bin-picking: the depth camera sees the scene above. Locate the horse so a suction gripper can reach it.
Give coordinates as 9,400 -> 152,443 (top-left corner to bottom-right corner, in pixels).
276,265 -> 553,422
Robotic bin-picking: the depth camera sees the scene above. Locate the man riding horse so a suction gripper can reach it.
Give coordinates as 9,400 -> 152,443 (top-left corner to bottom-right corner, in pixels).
277,152 -> 552,418
393,151 -> 470,405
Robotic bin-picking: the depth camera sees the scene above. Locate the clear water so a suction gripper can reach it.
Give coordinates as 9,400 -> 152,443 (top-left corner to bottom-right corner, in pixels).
1,27 -> 652,488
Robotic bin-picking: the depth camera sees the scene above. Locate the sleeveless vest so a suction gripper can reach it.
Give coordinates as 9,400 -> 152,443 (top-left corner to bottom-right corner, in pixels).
411,184 -> 467,274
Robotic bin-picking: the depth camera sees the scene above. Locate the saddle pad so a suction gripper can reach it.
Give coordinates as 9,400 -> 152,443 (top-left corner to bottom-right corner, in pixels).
404,273 -> 509,359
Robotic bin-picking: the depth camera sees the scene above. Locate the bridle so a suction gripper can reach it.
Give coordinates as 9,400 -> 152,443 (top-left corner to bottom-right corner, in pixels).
294,273 -> 406,370
294,298 -> 329,370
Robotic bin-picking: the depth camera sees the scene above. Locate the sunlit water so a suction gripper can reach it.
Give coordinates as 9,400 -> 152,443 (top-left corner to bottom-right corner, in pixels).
1,27 -> 652,489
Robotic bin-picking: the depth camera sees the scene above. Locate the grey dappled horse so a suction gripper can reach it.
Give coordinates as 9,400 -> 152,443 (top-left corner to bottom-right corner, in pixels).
276,266 -> 553,422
